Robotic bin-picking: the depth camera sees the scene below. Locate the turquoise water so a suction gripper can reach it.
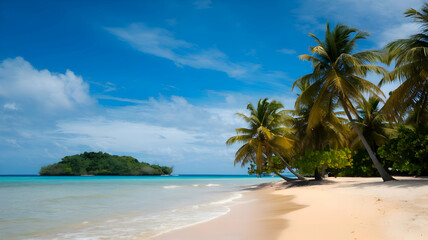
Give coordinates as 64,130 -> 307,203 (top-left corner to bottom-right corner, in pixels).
0,175 -> 285,239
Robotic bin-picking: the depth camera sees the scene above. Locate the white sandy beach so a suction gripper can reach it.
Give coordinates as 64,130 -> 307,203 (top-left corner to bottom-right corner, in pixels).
154,177 -> 428,240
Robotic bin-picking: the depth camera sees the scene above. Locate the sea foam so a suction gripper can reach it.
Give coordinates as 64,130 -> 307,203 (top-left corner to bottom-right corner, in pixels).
210,193 -> 243,205
206,183 -> 220,187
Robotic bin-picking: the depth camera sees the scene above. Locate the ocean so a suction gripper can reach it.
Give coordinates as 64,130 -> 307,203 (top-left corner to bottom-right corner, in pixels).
0,175 -> 286,239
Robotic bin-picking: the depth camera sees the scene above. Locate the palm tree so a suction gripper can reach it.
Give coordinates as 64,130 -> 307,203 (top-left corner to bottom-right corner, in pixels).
293,23 -> 395,181
351,96 -> 394,151
290,81 -> 350,153
286,82 -> 350,178
381,3 -> 428,127
226,98 -> 305,181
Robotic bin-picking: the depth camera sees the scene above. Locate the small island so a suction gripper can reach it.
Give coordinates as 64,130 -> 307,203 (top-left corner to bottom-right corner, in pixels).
40,152 -> 173,176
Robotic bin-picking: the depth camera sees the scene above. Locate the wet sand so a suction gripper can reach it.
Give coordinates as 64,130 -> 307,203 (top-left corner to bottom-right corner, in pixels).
154,186 -> 303,240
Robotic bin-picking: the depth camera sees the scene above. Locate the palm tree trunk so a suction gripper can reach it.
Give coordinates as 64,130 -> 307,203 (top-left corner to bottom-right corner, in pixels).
273,170 -> 296,182
321,164 -> 326,178
314,168 -> 322,180
416,93 -> 427,127
274,152 -> 306,180
341,99 -> 395,182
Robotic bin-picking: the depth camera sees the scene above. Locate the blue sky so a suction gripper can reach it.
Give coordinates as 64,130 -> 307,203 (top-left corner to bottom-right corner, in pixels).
0,0 -> 424,174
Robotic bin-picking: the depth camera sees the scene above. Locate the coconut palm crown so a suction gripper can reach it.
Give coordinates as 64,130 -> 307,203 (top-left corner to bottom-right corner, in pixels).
351,96 -> 394,150
226,98 -> 304,180
289,81 -> 350,153
293,23 -> 395,181
381,3 -> 428,126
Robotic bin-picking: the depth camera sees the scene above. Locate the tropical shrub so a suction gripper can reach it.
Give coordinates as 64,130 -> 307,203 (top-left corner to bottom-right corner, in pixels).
378,125 -> 428,175
337,150 -> 380,177
295,148 -> 353,176
247,156 -> 287,176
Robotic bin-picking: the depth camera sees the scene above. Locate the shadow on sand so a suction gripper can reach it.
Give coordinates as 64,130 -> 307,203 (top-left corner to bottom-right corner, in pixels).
242,179 -> 335,191
244,176 -> 428,191
341,177 -> 428,189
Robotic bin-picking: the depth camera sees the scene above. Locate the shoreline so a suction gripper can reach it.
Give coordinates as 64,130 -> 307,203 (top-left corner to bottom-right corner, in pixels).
153,177 -> 428,240
153,183 -> 301,240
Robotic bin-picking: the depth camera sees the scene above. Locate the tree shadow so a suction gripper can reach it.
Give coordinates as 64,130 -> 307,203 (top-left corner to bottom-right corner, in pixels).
340,177 -> 428,189
242,177 -> 428,192
242,179 -> 336,191
277,179 -> 336,189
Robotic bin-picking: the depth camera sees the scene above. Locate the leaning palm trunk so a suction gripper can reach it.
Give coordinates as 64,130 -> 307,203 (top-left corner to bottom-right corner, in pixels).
341,100 -> 395,182
321,164 -> 326,178
273,170 -> 297,181
274,152 -> 306,180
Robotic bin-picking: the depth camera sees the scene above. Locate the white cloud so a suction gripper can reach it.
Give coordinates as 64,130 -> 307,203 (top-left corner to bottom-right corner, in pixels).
106,23 -> 289,85
51,95 -> 248,172
378,22 -> 420,47
3,102 -> 17,110
0,75 -> 295,174
0,57 -> 94,111
0,57 -> 98,173
4,138 -> 21,148
365,71 -> 401,100
106,23 -> 252,78
106,24 -> 192,60
105,95 -> 243,132
193,0 -> 212,9
163,84 -> 179,91
56,118 -> 203,154
0,56 -> 267,174
277,48 -> 297,55
90,81 -> 117,92
176,49 -> 251,78
0,57 -> 292,174
297,0 -> 424,26
96,95 -> 149,104
295,0 -> 425,46
55,92 -> 299,171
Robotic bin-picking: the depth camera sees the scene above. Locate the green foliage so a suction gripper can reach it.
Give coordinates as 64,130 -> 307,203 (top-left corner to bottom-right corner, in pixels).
381,3 -> 428,126
338,149 -> 379,177
378,125 -> 428,175
39,152 -> 173,176
294,23 -> 386,131
226,98 -> 294,172
40,164 -> 73,176
352,96 -> 392,149
247,156 -> 286,176
294,22 -> 395,181
289,82 -> 350,153
295,149 -> 353,175
226,5 -> 428,180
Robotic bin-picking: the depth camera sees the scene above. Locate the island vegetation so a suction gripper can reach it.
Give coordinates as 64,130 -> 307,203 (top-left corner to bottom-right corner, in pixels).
39,152 -> 173,176
227,3 -> 428,181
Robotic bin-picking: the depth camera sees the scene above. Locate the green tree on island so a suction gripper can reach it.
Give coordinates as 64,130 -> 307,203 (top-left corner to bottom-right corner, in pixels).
293,23 -> 395,181
40,152 -> 173,176
226,98 -> 305,181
